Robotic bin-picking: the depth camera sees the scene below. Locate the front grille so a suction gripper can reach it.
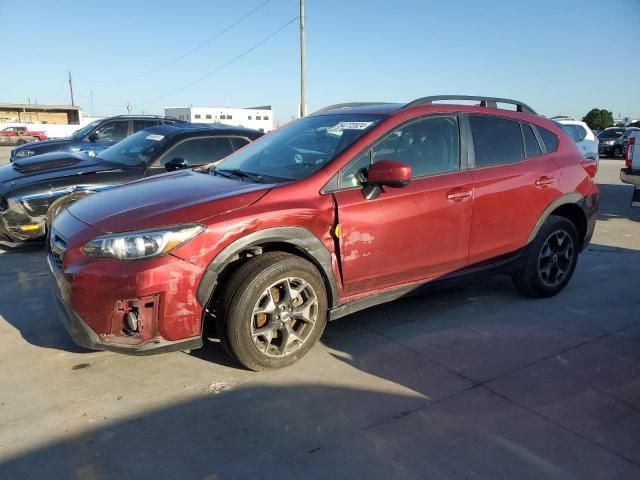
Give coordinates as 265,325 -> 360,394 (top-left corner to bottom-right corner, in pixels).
49,229 -> 67,270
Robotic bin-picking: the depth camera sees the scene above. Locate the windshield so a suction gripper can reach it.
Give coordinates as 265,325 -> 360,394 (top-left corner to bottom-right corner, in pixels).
216,114 -> 385,180
97,130 -> 169,166
598,129 -> 624,139
70,120 -> 103,140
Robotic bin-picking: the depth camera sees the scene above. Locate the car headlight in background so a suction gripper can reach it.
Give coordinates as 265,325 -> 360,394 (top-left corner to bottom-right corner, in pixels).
82,224 -> 204,260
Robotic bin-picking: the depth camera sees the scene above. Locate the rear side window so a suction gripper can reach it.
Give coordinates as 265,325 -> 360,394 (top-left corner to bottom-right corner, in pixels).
133,120 -> 159,132
523,124 -> 542,157
538,127 -> 559,153
469,115 -> 524,167
560,124 -> 577,141
574,125 -> 587,141
560,124 -> 587,142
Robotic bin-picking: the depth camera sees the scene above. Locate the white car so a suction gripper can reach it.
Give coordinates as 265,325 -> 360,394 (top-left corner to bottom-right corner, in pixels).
557,120 -> 599,162
620,129 -> 640,207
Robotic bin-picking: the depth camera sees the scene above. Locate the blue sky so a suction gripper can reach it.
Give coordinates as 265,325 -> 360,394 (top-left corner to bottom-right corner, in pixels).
1,0 -> 638,123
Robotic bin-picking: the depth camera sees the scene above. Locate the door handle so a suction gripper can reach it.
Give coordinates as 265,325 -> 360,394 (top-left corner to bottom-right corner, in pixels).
535,176 -> 554,187
446,189 -> 472,201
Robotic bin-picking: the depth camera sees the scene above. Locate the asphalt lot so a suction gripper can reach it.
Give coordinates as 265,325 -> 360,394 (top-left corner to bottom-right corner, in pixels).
0,146 -> 639,479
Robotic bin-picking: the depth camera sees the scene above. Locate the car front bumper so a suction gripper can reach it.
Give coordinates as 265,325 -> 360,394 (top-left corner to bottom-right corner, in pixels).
51,282 -> 202,355
48,211 -> 206,354
598,144 -> 615,154
0,203 -> 46,242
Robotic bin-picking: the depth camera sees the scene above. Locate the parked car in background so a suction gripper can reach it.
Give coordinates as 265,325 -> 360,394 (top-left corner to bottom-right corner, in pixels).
558,120 -> 598,161
0,123 -> 262,242
613,128 -> 640,159
597,127 -> 626,157
48,95 -> 599,371
620,129 -> 640,207
9,115 -> 185,162
0,126 -> 48,145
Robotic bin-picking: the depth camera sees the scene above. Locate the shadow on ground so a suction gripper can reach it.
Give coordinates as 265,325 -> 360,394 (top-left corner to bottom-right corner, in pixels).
0,243 -> 639,478
596,182 -> 640,223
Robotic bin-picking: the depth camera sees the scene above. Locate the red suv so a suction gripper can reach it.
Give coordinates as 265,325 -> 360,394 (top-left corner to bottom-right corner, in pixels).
49,96 -> 599,370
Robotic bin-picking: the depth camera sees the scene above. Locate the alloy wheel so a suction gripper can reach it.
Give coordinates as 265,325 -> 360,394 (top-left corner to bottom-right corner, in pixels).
250,277 -> 319,357
538,230 -> 574,287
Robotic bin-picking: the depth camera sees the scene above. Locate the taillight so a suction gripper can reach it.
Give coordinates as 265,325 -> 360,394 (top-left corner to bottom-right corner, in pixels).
580,158 -> 598,178
625,137 -> 635,168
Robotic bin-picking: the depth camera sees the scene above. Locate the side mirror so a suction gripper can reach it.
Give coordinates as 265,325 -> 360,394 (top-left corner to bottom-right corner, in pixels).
88,132 -> 99,142
362,160 -> 411,200
165,157 -> 189,172
367,160 -> 411,187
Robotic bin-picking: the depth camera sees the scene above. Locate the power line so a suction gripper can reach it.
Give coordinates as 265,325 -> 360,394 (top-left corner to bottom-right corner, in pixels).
95,0 -> 272,84
133,16 -> 297,107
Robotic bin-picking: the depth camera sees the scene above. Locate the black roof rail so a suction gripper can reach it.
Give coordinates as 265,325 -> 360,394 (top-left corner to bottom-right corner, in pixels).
313,102 -> 393,115
110,114 -> 174,119
403,95 -> 537,115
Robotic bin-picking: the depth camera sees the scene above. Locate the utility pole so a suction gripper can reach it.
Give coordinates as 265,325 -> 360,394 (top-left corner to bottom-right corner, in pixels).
68,71 -> 75,106
299,0 -> 306,117
126,102 -> 132,114
90,90 -> 94,117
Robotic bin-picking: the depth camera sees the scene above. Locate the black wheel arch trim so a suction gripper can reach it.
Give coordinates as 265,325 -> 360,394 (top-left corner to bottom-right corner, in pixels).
196,226 -> 338,308
527,192 -> 591,246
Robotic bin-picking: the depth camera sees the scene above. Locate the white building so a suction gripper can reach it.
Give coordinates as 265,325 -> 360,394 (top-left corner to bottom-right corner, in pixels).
164,105 -> 273,132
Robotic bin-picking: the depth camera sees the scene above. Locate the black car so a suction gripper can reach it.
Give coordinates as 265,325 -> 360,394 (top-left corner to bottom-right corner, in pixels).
0,123 -> 263,242
10,115 -> 186,161
613,127 -> 640,158
597,127 -> 626,157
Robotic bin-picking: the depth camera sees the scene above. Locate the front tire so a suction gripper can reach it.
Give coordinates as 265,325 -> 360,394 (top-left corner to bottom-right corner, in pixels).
512,215 -> 579,298
219,252 -> 328,371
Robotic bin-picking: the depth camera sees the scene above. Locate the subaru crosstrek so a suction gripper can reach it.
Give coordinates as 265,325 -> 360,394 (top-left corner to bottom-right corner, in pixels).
49,96 -> 599,370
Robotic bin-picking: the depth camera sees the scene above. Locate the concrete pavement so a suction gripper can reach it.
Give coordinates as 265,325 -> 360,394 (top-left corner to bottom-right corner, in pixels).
0,158 -> 638,479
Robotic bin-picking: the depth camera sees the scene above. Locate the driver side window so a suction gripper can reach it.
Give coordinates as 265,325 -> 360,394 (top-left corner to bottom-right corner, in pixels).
155,137 -> 234,167
93,120 -> 129,142
338,115 -> 460,189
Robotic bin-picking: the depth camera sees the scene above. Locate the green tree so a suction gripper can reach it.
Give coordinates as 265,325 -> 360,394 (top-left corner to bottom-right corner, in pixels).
582,108 -> 614,130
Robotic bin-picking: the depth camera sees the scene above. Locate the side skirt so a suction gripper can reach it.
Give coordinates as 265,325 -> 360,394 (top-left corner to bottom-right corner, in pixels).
328,249 -> 526,321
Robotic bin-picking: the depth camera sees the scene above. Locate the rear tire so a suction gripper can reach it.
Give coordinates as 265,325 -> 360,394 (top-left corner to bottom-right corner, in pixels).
219,252 -> 328,371
512,215 -> 579,298
16,139 -> 26,145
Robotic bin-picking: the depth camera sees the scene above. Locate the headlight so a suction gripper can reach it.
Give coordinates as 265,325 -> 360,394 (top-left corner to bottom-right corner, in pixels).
15,149 -> 36,158
82,224 -> 204,260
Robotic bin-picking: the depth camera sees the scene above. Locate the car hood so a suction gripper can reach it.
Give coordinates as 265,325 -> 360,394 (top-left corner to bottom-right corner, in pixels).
13,138 -> 72,153
0,151 -> 125,189
67,170 -> 272,233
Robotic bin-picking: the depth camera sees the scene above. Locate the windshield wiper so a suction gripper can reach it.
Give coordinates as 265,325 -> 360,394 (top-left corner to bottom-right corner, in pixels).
214,168 -> 263,183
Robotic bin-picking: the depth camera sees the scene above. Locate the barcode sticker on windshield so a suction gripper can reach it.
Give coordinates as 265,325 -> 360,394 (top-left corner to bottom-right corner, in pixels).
146,134 -> 164,141
332,122 -> 374,130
